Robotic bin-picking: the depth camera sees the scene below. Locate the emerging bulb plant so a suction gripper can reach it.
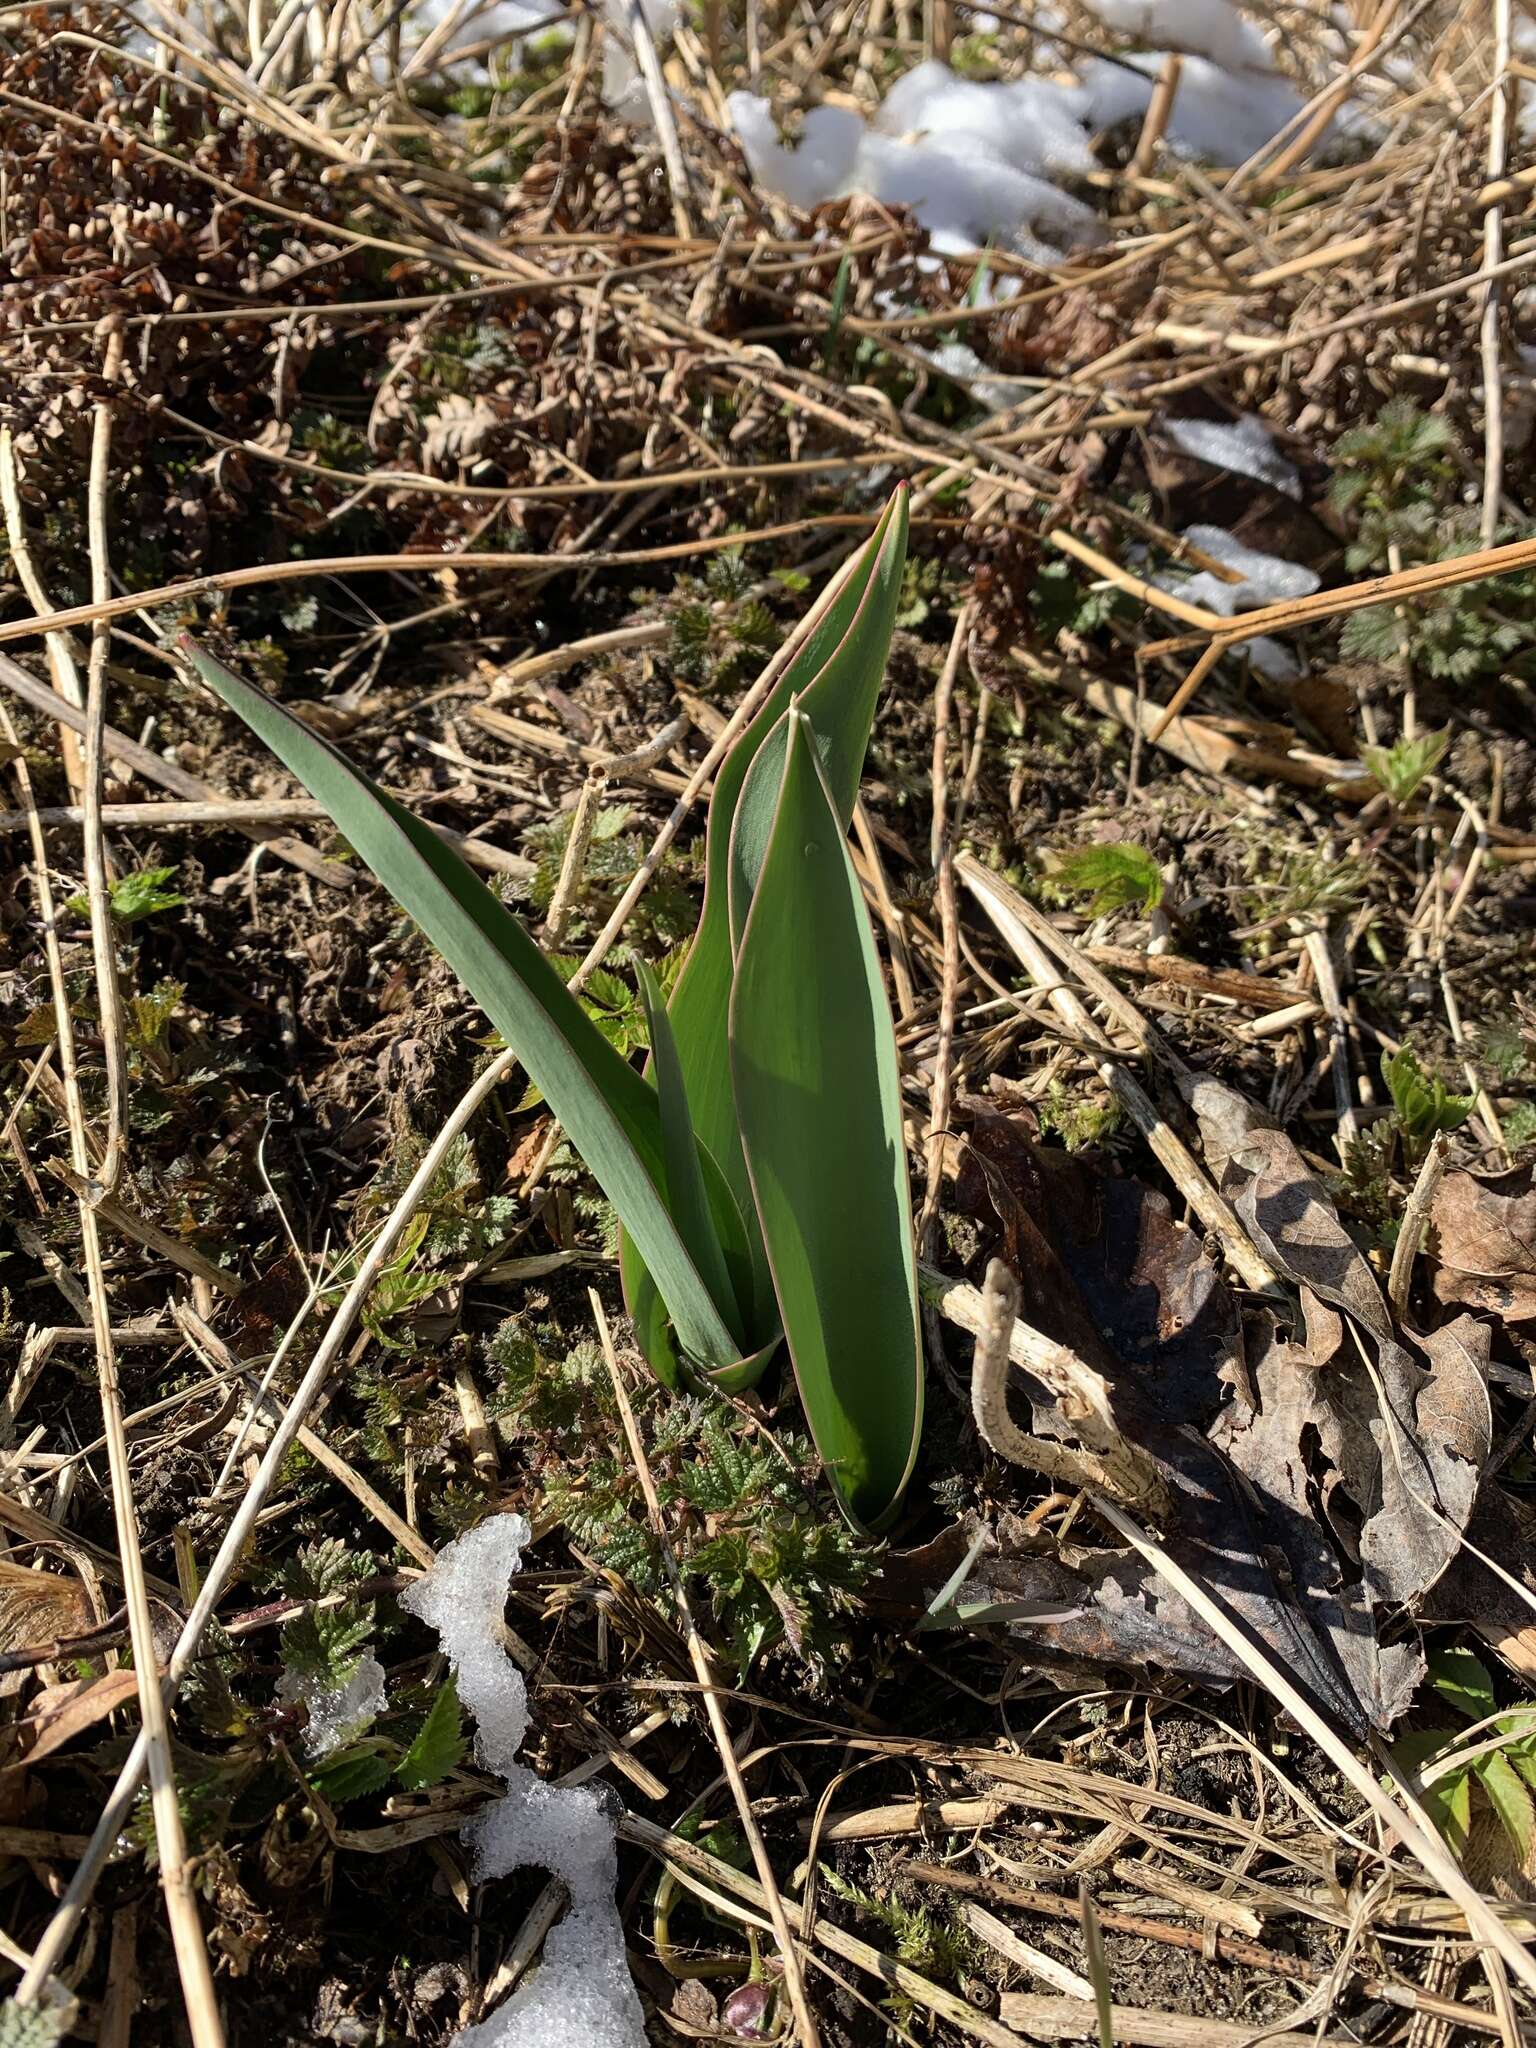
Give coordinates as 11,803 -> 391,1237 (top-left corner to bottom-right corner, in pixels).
185,487 -> 922,1530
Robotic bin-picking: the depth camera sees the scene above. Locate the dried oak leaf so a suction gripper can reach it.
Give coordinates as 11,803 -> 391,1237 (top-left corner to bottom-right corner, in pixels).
1429,1166 -> 1536,1323
955,1106 -> 1383,1732
941,1088 -> 1491,1733
1183,1075 -> 1491,1616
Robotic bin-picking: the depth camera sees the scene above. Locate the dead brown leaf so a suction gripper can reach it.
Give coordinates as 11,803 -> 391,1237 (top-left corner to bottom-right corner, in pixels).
1430,1166 -> 1536,1323
935,1087 -> 1496,1731
3,1667 -> 141,1772
1184,1075 -> 1491,1614
0,1560 -> 90,1700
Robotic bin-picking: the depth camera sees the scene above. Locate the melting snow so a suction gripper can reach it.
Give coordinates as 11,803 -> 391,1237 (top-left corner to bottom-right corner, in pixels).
280,1654 -> 386,1758
875,59 -> 1097,181
403,1518 -> 647,2048
1079,51 -> 1312,163
728,88 -> 1100,262
1078,0 -> 1270,73
731,0 -> 1338,260
1164,414 -> 1301,498
1155,525 -> 1319,682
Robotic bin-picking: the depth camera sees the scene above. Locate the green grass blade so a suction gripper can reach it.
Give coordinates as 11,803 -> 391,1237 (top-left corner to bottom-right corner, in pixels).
634,958 -> 745,1340
619,489 -> 907,1366
182,635 -> 745,1376
728,705 -> 922,1531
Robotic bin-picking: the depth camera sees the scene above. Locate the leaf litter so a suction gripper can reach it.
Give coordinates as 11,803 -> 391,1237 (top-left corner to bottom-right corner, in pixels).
923,1082 -> 1494,1737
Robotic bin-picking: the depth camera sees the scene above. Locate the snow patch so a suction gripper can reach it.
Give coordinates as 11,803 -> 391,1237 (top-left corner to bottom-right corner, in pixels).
875,59 -> 1096,180
1155,525 -> 1319,681
916,340 -> 1028,411
728,82 -> 1099,262
730,0 -> 1338,262
1164,414 -> 1301,498
1079,51 -> 1312,162
1079,0 -> 1269,73
280,1654 -> 386,1758
403,1518 -> 647,2048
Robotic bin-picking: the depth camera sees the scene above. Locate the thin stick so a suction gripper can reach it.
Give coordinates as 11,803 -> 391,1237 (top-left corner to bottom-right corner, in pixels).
1386,1132 -> 1451,1331
1480,0 -> 1514,547
956,857 -> 1279,1293
0,521 -> 886,651
1085,1491 -> 1536,1997
967,1258 -> 1164,1506
0,793 -> 532,879
1253,0 -> 1398,188
0,428 -> 85,796
905,1860 -> 1519,2033
1302,928 -> 1359,1157
590,1293 -> 822,2048
542,775 -> 607,949
1128,53 -> 1180,180
80,323 -> 130,1194
623,1808 -> 1034,2048
3,709 -> 225,2046
622,0 -> 694,237
0,651 -> 351,889
1140,233 -> 1536,400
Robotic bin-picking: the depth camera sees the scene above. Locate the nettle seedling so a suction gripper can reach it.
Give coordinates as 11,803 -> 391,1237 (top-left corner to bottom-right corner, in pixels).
1395,1649 -> 1536,1866
184,491 -> 922,1530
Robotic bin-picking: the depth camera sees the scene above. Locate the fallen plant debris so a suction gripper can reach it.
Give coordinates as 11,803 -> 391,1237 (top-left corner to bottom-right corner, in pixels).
1430,1165 -> 1536,1324
0,0 -> 1535,2042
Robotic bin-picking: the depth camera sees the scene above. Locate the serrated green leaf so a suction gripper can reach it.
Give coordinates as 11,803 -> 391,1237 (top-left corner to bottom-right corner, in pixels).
1048,841 -> 1163,916
182,636 -> 744,1379
1340,605 -> 1402,663
1475,1750 -> 1535,1864
729,706 -> 921,1531
1427,1765 -> 1474,1858
396,1673 -> 465,1791
311,1740 -> 395,1805
1428,1646 -> 1499,1721
110,864 -> 186,923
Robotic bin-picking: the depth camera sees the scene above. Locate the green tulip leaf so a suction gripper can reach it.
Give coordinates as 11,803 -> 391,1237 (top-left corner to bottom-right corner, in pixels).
728,704 -> 922,1531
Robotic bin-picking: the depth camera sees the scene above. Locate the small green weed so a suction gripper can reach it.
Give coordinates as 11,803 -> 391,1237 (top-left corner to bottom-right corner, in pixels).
519,803 -> 698,948
1237,835 -> 1368,944
1045,842 -> 1163,917
489,1320 -> 870,1676
1361,727 -> 1450,805
667,551 -> 778,691
276,1538 -> 378,1696
1394,1648 -> 1536,1863
1329,400 -> 1536,682
1030,558 -> 1121,639
821,1868 -> 976,1988
1381,1046 -> 1473,1159
1039,1079 -> 1122,1154
67,864 -> 185,926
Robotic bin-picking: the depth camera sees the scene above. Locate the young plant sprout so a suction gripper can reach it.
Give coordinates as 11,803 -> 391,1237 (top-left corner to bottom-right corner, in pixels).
183,488 -> 923,1530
